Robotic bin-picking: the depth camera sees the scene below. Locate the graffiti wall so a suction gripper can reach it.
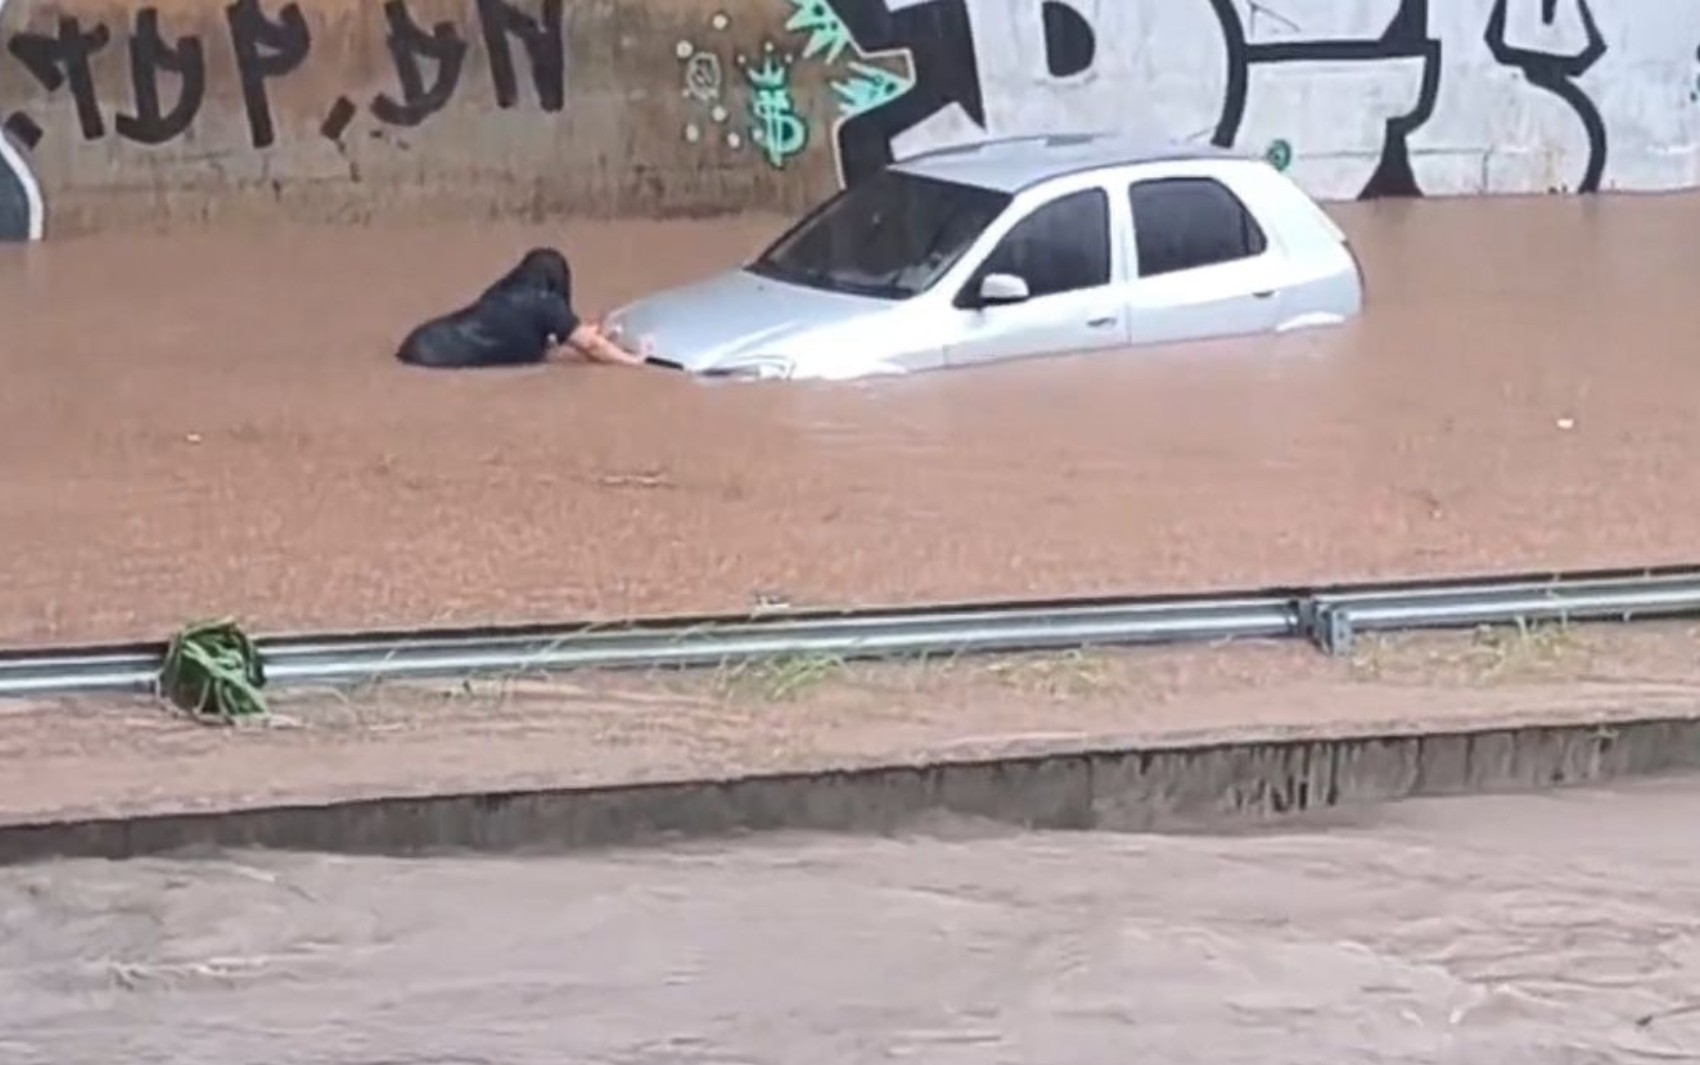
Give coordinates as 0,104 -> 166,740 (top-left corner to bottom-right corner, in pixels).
0,0 -> 780,240
2,0 -> 1699,239
681,0 -> 1700,197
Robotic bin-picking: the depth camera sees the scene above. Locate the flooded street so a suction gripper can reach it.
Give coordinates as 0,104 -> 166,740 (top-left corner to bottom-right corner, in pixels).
3,194 -> 1700,644
4,777 -> 1700,1063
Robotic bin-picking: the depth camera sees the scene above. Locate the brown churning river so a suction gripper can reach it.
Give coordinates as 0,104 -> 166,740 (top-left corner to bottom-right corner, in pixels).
4,779 -> 1700,1063
1,194 -> 1698,644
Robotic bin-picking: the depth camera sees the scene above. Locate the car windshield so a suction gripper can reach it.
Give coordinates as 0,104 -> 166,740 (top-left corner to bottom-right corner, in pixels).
749,171 -> 1012,300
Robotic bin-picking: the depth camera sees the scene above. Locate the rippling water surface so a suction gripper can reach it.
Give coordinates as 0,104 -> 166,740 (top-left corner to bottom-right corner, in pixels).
5,778 -> 1700,1063
3,196 -> 1700,644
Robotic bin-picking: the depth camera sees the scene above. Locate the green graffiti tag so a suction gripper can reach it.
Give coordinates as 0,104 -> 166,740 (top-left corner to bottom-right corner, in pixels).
783,0 -> 915,112
832,61 -> 913,118
784,0 -> 855,64
744,48 -> 810,169
686,2 -> 916,171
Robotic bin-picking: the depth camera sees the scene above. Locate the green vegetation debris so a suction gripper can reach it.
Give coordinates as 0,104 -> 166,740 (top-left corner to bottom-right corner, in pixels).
157,618 -> 269,724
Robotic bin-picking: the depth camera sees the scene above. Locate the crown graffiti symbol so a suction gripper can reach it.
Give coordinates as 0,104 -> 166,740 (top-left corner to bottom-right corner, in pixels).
746,54 -> 791,91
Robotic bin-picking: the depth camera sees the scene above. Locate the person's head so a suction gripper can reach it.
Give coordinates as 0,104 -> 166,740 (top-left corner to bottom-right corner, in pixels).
497,247 -> 572,298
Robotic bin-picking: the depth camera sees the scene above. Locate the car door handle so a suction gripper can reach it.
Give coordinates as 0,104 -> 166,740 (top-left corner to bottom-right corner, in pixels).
1253,289 -> 1276,299
1087,315 -> 1117,328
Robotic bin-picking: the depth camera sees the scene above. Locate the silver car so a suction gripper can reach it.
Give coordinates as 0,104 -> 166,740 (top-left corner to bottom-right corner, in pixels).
606,133 -> 1364,382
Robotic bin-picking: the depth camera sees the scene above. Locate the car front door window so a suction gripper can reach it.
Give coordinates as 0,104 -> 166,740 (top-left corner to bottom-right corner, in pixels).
970,187 -> 1111,301
944,185 -> 1128,366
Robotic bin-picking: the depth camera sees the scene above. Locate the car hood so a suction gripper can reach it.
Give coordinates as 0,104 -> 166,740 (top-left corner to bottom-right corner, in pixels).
605,268 -> 893,374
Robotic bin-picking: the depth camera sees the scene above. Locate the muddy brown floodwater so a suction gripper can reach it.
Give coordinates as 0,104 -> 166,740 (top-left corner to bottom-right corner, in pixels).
5,778 -> 1700,1063
3,195 -> 1699,645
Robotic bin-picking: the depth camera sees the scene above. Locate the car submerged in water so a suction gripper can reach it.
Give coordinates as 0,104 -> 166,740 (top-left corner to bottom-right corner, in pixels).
604,132 -> 1364,382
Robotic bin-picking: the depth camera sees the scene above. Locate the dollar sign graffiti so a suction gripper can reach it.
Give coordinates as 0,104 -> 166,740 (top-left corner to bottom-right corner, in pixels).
744,50 -> 809,169
751,89 -> 807,166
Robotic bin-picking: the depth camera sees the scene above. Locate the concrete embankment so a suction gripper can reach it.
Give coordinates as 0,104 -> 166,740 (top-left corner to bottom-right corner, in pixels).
3,712 -> 1699,865
3,628 -> 1699,865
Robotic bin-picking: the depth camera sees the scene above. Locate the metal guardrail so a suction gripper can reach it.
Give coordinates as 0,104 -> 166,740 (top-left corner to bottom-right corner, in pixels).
1,565 -> 1698,699
1300,566 -> 1700,656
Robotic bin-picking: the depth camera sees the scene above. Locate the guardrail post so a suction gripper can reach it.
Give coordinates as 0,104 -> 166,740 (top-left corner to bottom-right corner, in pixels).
1322,607 -> 1355,658
1297,598 -> 1355,658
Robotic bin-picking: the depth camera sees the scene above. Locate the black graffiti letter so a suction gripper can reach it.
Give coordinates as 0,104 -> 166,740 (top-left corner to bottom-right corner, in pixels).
1484,0 -> 1607,193
371,0 -> 468,126
6,16 -> 112,140
817,0 -> 983,186
114,10 -> 207,145
224,0 -> 310,149
475,0 -> 564,112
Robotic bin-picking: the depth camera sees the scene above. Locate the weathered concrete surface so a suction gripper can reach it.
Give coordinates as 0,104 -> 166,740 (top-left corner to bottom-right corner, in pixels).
2,624 -> 1698,864
0,0 -> 841,239
3,0 -> 1699,239
8,716 -> 1700,867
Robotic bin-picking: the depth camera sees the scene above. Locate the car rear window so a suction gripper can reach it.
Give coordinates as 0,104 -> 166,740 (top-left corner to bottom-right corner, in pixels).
1128,177 -> 1268,278
751,171 -> 1012,300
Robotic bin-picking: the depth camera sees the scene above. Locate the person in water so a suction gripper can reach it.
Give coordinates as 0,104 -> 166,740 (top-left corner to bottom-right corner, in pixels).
396,247 -> 647,369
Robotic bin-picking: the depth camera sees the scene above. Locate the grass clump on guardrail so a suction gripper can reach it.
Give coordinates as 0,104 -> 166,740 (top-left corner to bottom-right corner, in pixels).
710,650 -> 847,702
156,618 -> 270,724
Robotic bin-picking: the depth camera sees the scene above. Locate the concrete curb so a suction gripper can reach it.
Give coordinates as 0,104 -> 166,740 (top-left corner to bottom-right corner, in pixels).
3,712 -> 1698,866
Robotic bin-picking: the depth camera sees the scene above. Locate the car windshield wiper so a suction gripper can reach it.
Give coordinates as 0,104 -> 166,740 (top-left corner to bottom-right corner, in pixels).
761,242 -> 926,299
851,271 -> 918,298
794,262 -> 902,298
797,262 -> 837,289
752,256 -> 827,289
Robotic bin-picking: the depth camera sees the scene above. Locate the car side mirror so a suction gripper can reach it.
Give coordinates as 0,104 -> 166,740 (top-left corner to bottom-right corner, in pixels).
976,272 -> 1030,307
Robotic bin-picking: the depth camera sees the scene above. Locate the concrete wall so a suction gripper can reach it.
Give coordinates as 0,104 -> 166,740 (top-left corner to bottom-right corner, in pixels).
5,713 -> 1700,864
2,0 -> 1699,240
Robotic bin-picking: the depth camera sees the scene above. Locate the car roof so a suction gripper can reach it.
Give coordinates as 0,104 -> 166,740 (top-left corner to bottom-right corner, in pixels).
889,131 -> 1256,194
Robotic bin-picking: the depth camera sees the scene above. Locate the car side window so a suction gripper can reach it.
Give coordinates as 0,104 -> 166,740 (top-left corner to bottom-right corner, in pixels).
1127,177 -> 1268,278
974,188 -> 1111,300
